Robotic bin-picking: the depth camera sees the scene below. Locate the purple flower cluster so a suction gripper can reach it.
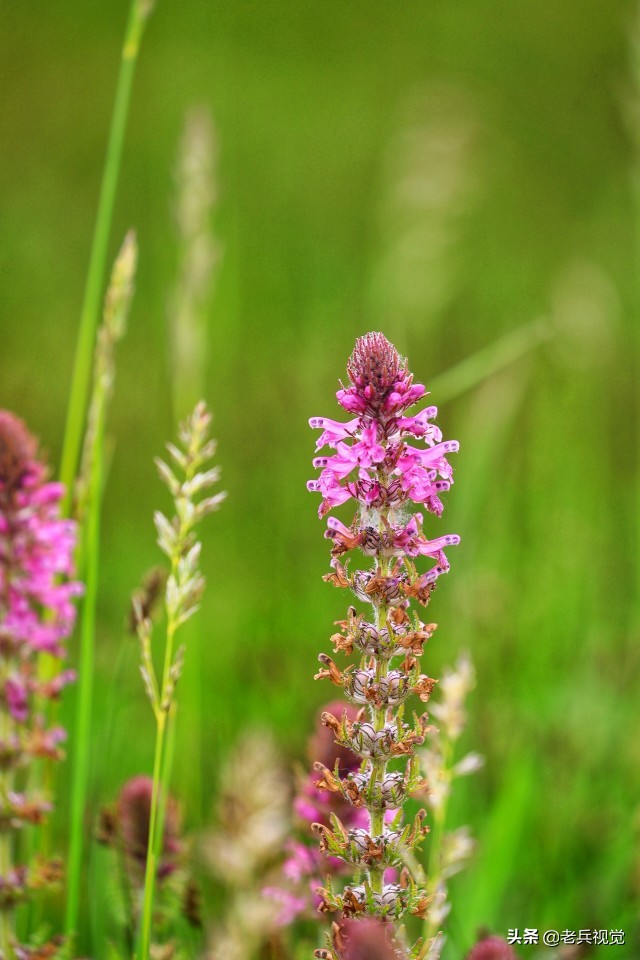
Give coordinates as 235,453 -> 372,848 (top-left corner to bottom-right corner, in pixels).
306,334 -> 459,953
308,332 -> 459,591
0,412 -> 82,659
0,411 -> 81,928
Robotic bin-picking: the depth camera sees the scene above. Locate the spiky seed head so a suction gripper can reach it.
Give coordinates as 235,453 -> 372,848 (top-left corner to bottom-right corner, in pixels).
346,333 -> 406,396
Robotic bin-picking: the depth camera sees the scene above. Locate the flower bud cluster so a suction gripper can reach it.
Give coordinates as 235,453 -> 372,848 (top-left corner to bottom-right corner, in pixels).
98,776 -> 200,945
98,776 -> 183,882
0,411 -> 82,954
308,334 -> 459,959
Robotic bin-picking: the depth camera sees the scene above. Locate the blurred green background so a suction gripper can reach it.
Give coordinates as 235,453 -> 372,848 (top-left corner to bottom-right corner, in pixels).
0,0 -> 638,956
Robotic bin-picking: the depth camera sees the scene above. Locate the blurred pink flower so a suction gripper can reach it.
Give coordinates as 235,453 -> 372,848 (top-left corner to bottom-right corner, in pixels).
466,936 -> 518,960
333,917 -> 405,960
118,775 -> 182,880
0,411 -> 82,657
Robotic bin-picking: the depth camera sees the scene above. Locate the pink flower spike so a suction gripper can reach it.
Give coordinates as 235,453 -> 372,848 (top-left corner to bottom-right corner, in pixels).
325,517 -> 363,553
0,413 -> 81,658
357,423 -> 386,464
308,470 -> 353,517
405,439 -> 460,466
398,406 -> 441,442
310,417 -> 359,450
336,389 -> 367,414
313,443 -> 359,480
307,334 -> 461,942
385,381 -> 426,412
415,552 -> 451,587
399,466 -> 444,507
416,533 -> 461,558
392,517 -> 458,559
5,678 -> 28,723
326,517 -> 352,536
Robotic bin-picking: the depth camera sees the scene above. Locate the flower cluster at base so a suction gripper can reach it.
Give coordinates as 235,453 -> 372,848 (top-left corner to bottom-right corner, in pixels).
265,700 -> 388,928
0,412 -> 82,956
307,334 -> 459,960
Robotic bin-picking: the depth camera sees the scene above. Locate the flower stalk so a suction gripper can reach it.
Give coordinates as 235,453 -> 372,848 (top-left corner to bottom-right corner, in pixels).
307,333 -> 459,959
65,231 -> 138,943
59,0 -> 156,513
135,402 -> 225,960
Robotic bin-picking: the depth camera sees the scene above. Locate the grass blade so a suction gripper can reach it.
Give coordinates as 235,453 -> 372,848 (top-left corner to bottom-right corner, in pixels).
59,0 -> 154,515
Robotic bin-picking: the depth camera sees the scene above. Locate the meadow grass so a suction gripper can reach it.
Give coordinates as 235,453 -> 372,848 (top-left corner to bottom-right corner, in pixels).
0,0 -> 637,957
66,233 -> 138,942
60,1 -> 153,939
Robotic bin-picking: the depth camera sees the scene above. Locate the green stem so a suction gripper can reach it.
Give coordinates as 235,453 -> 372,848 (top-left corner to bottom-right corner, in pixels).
138,588 -> 178,958
65,232 -> 138,945
367,549 -> 390,897
65,414 -> 105,941
368,762 -> 386,895
138,709 -> 166,959
137,458 -> 200,958
156,702 -> 177,864
59,0 -> 151,514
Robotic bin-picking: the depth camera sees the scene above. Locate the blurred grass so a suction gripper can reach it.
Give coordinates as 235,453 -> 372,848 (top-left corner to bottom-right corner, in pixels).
0,0 -> 638,955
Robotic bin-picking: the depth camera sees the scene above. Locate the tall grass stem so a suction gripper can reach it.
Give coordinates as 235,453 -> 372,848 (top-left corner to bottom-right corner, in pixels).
138,710 -> 167,959
64,424 -> 104,942
59,0 -> 153,514
138,564 -> 178,958
65,234 -> 138,944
